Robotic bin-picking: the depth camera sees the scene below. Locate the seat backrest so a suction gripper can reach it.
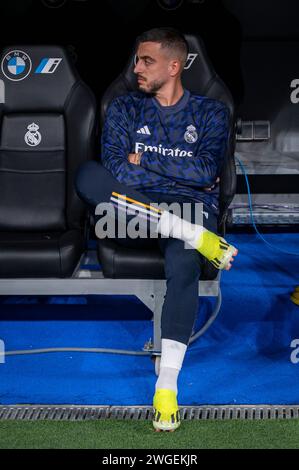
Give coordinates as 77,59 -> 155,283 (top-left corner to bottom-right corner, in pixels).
101,34 -> 236,228
0,46 -> 96,232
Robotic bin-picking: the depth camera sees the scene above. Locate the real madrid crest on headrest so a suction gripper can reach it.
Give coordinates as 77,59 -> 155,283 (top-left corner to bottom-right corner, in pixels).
24,123 -> 42,147
184,125 -> 198,144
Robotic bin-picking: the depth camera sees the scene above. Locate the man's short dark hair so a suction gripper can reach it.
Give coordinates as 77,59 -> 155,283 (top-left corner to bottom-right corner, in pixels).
136,27 -> 189,65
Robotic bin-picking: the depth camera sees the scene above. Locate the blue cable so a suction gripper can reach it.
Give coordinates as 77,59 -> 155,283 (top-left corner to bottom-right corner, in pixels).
235,156 -> 299,256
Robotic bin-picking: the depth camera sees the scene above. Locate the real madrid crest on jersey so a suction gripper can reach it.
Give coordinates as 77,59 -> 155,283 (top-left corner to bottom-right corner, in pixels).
1,50 -> 32,81
184,125 -> 198,143
25,123 -> 42,147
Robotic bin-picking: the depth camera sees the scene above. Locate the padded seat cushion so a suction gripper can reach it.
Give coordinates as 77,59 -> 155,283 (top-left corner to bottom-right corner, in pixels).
97,238 -> 218,280
98,238 -> 165,279
0,229 -> 83,278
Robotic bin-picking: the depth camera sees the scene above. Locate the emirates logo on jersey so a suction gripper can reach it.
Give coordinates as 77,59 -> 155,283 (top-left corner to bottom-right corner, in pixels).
135,142 -> 193,157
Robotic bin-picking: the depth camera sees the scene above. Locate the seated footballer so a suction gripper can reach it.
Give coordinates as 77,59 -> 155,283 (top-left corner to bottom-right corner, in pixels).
75,27 -> 238,432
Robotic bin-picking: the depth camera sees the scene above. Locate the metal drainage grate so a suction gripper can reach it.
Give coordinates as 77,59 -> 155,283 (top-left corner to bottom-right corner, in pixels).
0,406 -> 110,421
0,405 -> 299,421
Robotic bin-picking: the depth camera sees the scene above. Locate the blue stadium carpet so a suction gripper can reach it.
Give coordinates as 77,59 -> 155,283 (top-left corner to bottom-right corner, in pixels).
0,232 -> 299,406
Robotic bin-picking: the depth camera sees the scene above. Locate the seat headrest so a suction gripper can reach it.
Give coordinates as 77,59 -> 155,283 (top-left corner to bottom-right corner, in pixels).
0,45 -> 80,111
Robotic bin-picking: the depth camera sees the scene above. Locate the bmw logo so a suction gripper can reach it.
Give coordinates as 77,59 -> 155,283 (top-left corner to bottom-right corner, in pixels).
1,50 -> 32,81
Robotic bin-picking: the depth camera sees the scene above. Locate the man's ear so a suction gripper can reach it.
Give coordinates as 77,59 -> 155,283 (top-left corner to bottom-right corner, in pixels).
169,60 -> 181,77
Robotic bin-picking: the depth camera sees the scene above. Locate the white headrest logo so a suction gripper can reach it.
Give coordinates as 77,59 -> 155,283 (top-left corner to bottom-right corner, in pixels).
1,50 -> 32,81
184,53 -> 198,70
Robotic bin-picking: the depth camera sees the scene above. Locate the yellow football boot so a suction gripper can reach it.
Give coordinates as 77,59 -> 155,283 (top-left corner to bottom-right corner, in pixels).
197,231 -> 238,270
153,388 -> 181,432
291,286 -> 299,306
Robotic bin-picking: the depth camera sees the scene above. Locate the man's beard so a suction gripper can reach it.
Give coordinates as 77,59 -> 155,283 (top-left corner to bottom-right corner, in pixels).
138,78 -> 166,94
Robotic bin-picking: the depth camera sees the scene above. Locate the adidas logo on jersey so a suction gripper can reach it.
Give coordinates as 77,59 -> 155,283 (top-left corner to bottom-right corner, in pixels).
136,125 -> 151,135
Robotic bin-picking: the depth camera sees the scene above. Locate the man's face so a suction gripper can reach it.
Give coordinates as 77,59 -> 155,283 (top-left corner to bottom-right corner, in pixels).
134,41 -> 172,94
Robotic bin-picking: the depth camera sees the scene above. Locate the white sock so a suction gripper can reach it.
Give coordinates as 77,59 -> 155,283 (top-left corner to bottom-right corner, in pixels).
156,211 -> 205,249
155,339 -> 187,394
155,367 -> 179,394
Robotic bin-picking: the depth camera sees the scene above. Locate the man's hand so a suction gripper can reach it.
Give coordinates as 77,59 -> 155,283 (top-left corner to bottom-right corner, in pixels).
128,152 -> 142,165
203,177 -> 220,191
